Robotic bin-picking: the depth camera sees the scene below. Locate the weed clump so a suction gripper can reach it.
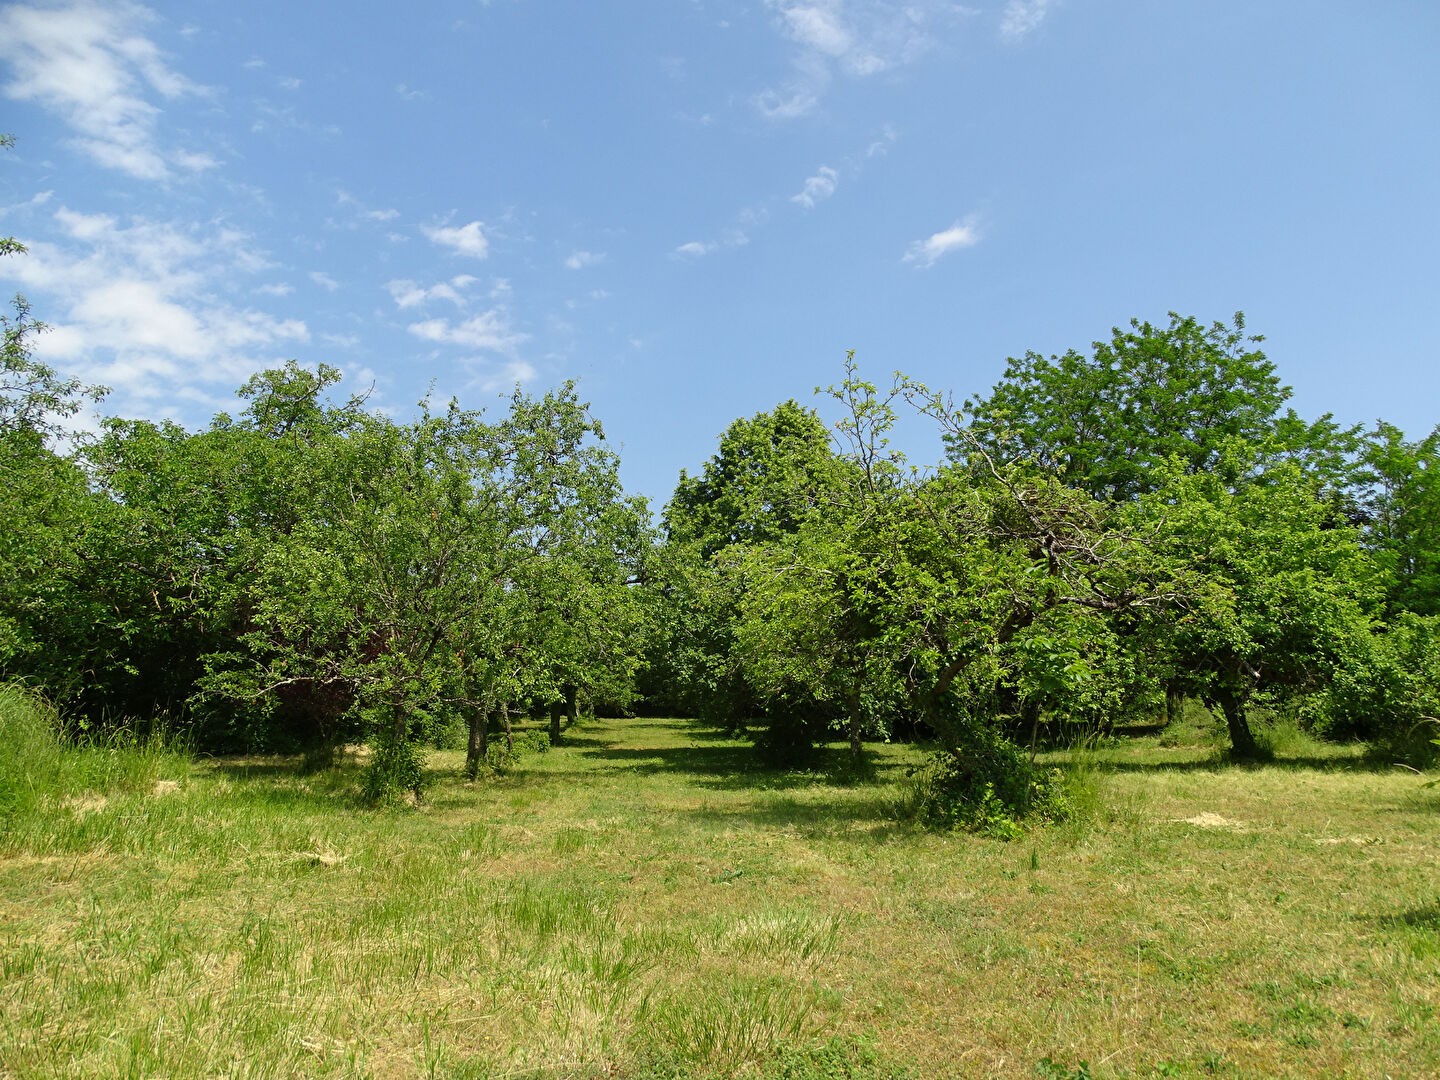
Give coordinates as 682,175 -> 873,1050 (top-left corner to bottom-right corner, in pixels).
904,726 -> 1083,839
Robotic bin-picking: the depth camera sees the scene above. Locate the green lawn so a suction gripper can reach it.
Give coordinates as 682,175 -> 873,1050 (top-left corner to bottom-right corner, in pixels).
2,715 -> 1437,1078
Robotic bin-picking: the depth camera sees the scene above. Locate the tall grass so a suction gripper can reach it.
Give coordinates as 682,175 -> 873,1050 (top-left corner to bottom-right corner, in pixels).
0,682 -> 188,821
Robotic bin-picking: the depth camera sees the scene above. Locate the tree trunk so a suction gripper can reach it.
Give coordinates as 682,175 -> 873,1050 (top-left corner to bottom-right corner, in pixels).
1209,690 -> 1261,760
564,683 -> 579,728
548,700 -> 563,744
465,703 -> 489,781
500,700 -> 513,751
1164,683 -> 1184,728
845,689 -> 864,767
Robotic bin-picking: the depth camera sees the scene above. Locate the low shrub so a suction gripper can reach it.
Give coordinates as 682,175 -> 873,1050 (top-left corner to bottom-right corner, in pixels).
485,728 -> 551,773
905,723 -> 1077,839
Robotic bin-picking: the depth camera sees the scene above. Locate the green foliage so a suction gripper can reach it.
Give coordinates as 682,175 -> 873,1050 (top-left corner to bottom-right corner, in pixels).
655,399 -> 854,747
964,312 -> 1291,501
904,723 -> 1074,838
1134,457 -> 1382,757
484,728 -> 551,773
1362,422 -> 1440,616
664,400 -> 846,557
1317,614 -> 1440,767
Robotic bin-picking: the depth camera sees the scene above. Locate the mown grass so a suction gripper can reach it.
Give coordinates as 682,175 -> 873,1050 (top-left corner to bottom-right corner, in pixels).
1,703 -> 1437,1078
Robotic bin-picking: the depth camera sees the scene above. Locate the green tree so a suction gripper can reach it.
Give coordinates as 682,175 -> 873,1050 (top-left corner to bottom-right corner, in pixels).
963,312 -> 1345,503
1134,456 -> 1381,758
1362,422 -> 1440,616
654,401 -> 850,734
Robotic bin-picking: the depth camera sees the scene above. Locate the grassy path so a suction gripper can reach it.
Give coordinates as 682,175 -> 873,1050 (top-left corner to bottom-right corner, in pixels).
1,715 -> 1437,1078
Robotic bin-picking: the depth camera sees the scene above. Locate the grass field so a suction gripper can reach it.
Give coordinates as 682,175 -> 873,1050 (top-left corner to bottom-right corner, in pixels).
1,712 -> 1437,1078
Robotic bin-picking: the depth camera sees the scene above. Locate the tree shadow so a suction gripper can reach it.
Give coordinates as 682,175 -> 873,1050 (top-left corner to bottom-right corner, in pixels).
1373,903 -> 1440,933
1081,754 -> 1390,775
563,718 -> 910,792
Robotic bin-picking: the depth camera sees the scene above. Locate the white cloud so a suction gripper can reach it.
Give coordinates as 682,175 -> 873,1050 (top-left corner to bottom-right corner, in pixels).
0,1 -> 209,181
476,359 -> 537,393
791,165 -> 839,209
385,275 -> 477,308
673,228 -> 750,260
256,282 -> 293,297
276,75 -> 301,91
334,189 -> 400,226
564,250 -> 605,270
408,310 -> 526,354
309,270 -> 339,292
758,1 -> 949,118
780,4 -> 853,56
999,0 -> 1051,41
422,219 -> 489,258
903,216 -> 981,267
2,208 -> 309,415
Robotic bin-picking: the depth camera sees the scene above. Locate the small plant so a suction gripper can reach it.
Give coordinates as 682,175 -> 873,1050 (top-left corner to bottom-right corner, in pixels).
484,728 -> 551,773
1036,1057 -> 1092,1079
905,728 -> 1077,838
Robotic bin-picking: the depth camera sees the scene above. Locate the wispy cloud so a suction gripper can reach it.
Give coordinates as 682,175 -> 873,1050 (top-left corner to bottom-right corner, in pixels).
333,190 -> 400,227
3,207 -> 308,414
476,358 -> 538,393
256,282 -> 293,297
672,229 -> 750,260
564,250 -> 605,270
422,219 -> 489,258
999,0 -> 1052,41
791,165 -> 839,209
0,1 -> 209,181
385,275 -> 477,308
903,216 -> 980,267
309,270 -> 339,292
757,1 -> 953,119
408,311 -> 526,353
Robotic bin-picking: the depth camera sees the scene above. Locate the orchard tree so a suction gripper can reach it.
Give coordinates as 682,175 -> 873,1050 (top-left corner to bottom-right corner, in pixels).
1362,422 -> 1440,617
1134,456 -> 1382,758
655,401 -> 850,731
963,312 -> 1356,503
728,361 -> 912,765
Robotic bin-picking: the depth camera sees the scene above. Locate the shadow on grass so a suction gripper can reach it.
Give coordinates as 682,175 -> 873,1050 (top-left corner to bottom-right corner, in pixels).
684,792 -> 919,839
1079,753 -> 1390,776
561,718 -> 911,792
1375,903 -> 1440,932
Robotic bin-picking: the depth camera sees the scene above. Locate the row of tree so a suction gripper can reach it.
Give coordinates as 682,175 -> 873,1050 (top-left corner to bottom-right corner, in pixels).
644,318 -> 1439,822
3,134 -> 1437,813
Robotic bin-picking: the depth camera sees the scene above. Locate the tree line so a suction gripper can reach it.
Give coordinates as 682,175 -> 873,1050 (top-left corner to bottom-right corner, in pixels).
3,142 -> 1437,818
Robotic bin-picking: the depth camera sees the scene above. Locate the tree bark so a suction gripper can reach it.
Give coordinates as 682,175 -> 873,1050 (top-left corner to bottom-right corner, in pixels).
465,702 -> 489,781
845,689 -> 864,767
1209,690 -> 1261,760
548,700 -> 563,744
1164,683 -> 1184,728
500,700 -> 513,751
564,683 -> 579,728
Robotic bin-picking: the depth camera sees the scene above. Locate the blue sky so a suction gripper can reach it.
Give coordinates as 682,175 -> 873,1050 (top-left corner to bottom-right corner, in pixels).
1,1 -> 1436,508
